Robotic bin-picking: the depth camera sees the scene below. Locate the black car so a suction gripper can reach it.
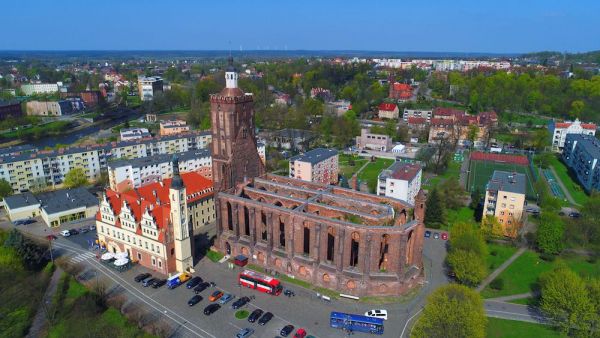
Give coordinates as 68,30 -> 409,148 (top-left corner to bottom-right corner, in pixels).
232,296 -> 250,309
186,276 -> 203,289
151,279 -> 166,288
203,303 -> 220,315
142,278 -> 156,287
248,309 -> 263,323
280,324 -> 294,337
569,212 -> 581,218
258,312 -> 273,326
194,282 -> 210,294
188,295 -> 203,306
69,229 -> 79,235
134,273 -> 151,282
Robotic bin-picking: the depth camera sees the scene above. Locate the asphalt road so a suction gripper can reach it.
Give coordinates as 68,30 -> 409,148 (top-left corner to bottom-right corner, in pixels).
1,215 -> 550,337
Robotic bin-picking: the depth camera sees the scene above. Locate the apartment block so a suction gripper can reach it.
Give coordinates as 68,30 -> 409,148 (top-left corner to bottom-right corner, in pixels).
483,171 -> 526,238
377,162 -> 422,204
562,134 -> 600,192
549,119 -> 596,152
289,148 -> 339,184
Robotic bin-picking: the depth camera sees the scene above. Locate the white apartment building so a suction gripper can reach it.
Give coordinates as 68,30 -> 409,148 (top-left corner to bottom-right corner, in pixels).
548,119 -> 597,152
21,83 -> 60,96
120,127 -> 151,141
403,108 -> 433,122
107,149 -> 212,192
138,76 -> 164,101
377,162 -> 422,205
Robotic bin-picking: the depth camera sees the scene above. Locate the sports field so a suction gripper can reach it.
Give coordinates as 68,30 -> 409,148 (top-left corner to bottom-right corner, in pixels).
466,157 -> 536,200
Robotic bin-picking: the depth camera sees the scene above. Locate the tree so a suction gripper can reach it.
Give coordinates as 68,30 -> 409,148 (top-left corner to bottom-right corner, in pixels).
63,168 -> 88,188
539,265 -> 595,336
439,178 -> 465,210
450,222 -> 488,257
425,188 -> 446,228
447,249 -> 487,286
569,100 -> 585,120
536,213 -> 565,255
0,178 -> 13,199
412,284 -> 487,338
481,215 -> 505,239
532,128 -> 550,151
467,124 -> 480,148
470,188 -> 482,210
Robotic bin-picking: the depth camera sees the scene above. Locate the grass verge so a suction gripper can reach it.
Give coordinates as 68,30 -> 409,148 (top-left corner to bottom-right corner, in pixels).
486,317 -> 563,338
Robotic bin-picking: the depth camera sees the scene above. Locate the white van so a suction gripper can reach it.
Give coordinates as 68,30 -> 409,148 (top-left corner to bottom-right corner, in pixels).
365,309 -> 388,320
60,230 -> 71,237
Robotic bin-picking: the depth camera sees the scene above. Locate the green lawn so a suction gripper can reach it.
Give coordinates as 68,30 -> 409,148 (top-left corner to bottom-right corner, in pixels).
486,317 -> 563,338
499,112 -> 551,126
338,154 -> 368,179
482,250 -> 600,298
357,158 -> 394,193
467,159 -> 536,200
446,207 -> 476,225
486,243 -> 518,271
205,250 -> 225,263
548,156 -> 589,205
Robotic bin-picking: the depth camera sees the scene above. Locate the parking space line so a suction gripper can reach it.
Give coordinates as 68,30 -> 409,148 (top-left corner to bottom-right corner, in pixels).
52,242 -> 216,338
228,322 -> 242,330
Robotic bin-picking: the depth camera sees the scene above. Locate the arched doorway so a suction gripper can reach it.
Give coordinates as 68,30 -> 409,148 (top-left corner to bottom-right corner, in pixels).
225,242 -> 231,255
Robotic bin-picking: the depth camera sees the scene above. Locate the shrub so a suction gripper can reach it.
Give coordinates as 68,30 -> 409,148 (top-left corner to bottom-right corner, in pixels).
235,310 -> 249,319
490,278 -> 504,290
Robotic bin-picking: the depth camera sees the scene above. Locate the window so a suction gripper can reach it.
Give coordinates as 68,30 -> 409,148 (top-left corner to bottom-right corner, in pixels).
137,252 -> 142,260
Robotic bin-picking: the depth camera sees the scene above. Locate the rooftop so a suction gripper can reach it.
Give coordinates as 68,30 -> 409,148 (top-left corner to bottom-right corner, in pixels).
486,170 -> 526,195
379,162 -> 422,181
107,148 -> 211,170
566,134 -> 600,159
290,148 -> 338,165
3,192 -> 39,210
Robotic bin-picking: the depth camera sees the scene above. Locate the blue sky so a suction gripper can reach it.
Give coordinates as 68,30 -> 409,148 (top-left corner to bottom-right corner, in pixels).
4,0 -> 599,53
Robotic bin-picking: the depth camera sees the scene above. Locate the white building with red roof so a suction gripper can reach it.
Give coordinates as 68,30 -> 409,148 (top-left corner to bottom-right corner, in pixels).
548,118 -> 597,152
96,159 -> 214,274
377,162 -> 422,204
378,102 -> 399,119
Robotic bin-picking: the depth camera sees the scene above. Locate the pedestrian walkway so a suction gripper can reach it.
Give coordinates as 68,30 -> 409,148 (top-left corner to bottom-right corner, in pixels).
70,251 -> 95,264
487,292 -> 534,302
477,247 -> 526,292
26,267 -> 63,338
549,165 -> 579,206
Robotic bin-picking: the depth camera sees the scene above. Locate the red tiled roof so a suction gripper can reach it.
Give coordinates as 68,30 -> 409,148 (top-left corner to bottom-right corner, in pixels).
407,117 -> 427,125
555,122 -> 597,129
102,172 -> 213,234
434,107 -> 464,117
378,102 -> 398,111
391,163 -> 421,181
392,83 -> 412,91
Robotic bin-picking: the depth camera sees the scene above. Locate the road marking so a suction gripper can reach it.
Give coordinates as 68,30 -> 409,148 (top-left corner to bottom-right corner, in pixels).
228,322 -> 242,330
52,242 -> 216,338
69,252 -> 95,263
400,308 -> 422,338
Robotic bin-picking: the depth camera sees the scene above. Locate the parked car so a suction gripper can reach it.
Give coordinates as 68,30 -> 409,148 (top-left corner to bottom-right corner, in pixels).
16,218 -> 36,225
194,282 -> 210,294
89,225 -> 96,231
151,279 -> 166,288
280,325 -> 294,337
209,290 -> 223,302
69,229 -> 79,235
46,234 -> 57,241
294,329 -> 307,338
284,289 -> 295,297
236,328 -> 254,338
203,303 -> 220,315
134,273 -> 151,282
188,295 -> 203,306
248,309 -> 264,323
569,212 -> 581,218
79,227 -> 89,234
365,309 -> 388,320
232,296 -> 250,309
219,293 -> 234,304
60,230 -> 71,237
186,276 -> 203,289
441,233 -> 448,240
424,230 -> 431,238
141,276 -> 155,287
258,312 -> 273,326
433,232 -> 439,239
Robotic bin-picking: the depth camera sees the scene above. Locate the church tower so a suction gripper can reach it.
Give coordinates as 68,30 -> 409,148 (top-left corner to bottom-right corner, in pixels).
169,156 -> 192,272
210,57 -> 264,193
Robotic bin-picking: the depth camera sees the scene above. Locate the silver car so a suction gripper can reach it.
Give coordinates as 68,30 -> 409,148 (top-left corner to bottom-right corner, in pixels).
236,328 -> 254,338
219,293 -> 235,304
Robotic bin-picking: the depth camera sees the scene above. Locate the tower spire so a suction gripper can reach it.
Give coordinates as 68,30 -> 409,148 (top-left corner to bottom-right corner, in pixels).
170,155 -> 184,190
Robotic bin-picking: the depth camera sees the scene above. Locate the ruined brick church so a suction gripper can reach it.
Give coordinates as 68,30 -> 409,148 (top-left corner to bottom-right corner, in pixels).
212,58 -> 425,296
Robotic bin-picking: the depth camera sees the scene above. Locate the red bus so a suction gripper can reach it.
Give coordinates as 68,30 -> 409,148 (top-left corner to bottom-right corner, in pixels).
238,270 -> 283,295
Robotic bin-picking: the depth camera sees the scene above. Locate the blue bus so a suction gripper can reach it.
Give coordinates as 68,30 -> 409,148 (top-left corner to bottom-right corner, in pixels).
330,311 -> 384,335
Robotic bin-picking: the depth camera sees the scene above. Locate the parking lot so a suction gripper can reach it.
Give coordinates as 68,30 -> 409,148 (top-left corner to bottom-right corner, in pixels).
0,213 -> 450,338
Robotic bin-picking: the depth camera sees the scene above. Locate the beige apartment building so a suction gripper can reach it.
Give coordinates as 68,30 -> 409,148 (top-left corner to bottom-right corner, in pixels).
289,148 -> 339,184
483,170 -> 526,238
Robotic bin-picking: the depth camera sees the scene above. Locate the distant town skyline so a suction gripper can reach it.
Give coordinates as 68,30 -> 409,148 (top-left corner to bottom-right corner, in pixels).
4,0 -> 600,53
